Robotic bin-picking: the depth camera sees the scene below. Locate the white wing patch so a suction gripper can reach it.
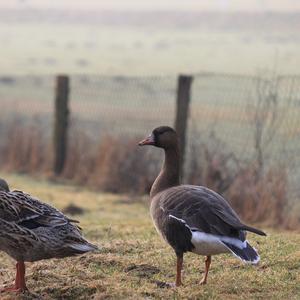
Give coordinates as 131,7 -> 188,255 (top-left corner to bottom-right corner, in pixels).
169,214 -> 188,225
168,214 -> 254,258
191,231 -> 229,255
191,231 -> 247,255
220,236 -> 247,249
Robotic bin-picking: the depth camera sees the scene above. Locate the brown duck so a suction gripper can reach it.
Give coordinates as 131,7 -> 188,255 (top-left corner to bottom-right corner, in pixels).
0,179 -> 98,293
139,126 -> 266,286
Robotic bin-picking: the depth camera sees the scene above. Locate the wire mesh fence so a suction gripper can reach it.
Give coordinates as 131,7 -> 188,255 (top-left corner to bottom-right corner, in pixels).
69,75 -> 176,138
0,73 -> 299,225
188,73 -> 300,191
0,73 -> 299,166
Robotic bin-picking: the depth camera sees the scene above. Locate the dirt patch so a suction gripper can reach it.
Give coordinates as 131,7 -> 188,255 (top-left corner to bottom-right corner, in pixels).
152,280 -> 173,289
41,285 -> 98,300
125,264 -> 160,278
62,203 -> 85,215
77,254 -> 122,269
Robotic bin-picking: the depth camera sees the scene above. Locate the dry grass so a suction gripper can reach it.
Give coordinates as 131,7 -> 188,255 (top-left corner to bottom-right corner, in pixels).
0,119 -> 50,173
0,121 -> 299,229
186,137 -> 298,229
63,130 -> 160,194
0,173 -> 299,300
0,122 -> 160,194
227,166 -> 289,227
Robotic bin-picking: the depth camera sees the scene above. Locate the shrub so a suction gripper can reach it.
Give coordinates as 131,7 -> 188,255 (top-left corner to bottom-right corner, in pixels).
0,119 -> 298,229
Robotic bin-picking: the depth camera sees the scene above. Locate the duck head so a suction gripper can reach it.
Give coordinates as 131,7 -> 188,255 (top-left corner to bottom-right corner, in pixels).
0,179 -> 10,192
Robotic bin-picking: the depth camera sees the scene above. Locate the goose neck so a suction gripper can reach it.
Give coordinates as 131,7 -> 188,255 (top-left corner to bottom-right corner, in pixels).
150,147 -> 180,198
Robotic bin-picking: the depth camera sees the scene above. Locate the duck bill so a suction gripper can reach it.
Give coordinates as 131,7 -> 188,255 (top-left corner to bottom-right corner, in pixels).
138,134 -> 155,146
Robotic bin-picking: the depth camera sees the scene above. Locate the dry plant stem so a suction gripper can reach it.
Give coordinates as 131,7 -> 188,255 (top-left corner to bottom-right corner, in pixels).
200,255 -> 211,285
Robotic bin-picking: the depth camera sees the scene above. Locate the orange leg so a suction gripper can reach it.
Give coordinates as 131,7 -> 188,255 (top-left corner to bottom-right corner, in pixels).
16,261 -> 28,291
175,255 -> 183,287
200,255 -> 211,285
1,261 -> 28,293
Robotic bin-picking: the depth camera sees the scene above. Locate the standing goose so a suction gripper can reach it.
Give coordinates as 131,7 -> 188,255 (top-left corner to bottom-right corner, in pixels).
0,179 -> 98,293
139,126 -> 266,286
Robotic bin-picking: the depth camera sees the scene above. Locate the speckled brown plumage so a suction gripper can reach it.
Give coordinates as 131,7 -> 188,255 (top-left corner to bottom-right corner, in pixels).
0,179 -> 97,293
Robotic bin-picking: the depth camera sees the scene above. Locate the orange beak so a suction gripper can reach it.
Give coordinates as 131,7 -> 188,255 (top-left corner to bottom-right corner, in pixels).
138,134 -> 155,146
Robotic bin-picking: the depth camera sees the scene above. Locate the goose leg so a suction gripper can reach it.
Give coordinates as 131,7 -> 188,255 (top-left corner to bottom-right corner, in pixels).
175,254 -> 183,287
200,255 -> 211,285
0,261 -> 28,293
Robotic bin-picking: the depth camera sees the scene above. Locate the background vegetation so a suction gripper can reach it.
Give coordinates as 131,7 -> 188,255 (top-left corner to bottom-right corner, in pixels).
0,74 -> 299,229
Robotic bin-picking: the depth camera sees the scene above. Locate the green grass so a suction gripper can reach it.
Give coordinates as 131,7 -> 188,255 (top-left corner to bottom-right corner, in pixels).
0,173 -> 299,300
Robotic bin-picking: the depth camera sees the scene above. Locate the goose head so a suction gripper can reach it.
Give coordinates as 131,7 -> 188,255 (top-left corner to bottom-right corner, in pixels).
138,126 -> 178,150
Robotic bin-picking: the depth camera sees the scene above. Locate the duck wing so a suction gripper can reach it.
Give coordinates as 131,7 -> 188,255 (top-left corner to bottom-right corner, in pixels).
0,191 -> 97,261
0,190 -> 77,228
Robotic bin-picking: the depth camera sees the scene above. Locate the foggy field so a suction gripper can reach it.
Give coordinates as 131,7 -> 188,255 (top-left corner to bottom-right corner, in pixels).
0,9 -> 300,75
1,74 -> 300,136
0,173 -> 299,299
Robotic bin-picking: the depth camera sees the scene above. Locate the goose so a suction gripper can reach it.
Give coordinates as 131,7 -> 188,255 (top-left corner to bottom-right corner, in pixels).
0,179 -> 97,293
139,126 -> 266,286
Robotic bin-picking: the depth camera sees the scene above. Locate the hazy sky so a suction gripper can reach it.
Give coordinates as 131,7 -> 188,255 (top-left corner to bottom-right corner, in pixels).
1,0 -> 300,11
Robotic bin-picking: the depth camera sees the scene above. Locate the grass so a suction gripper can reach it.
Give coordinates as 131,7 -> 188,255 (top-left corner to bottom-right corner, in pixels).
0,172 -> 299,300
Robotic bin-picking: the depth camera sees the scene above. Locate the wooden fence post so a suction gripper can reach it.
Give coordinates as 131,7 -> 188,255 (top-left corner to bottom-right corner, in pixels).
174,74 -> 193,180
53,75 -> 69,175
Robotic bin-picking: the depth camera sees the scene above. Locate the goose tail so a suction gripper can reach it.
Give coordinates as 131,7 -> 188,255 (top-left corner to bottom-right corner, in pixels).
237,224 -> 266,236
222,240 -> 260,264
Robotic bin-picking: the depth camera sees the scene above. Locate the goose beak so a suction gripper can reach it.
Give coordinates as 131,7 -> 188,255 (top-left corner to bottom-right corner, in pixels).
138,134 -> 155,146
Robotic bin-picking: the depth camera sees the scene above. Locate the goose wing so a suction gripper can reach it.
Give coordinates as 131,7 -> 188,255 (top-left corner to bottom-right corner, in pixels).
159,185 -> 266,238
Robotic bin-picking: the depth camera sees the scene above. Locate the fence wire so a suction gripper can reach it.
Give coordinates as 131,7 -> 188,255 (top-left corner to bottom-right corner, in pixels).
0,73 -> 299,202
69,75 -> 176,139
188,73 -> 300,203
